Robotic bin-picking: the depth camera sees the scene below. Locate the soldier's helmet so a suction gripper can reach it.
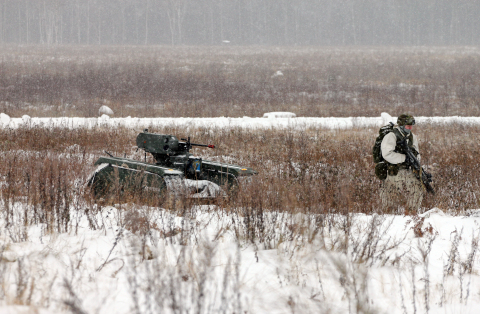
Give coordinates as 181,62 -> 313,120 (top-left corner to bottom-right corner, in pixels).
397,114 -> 415,126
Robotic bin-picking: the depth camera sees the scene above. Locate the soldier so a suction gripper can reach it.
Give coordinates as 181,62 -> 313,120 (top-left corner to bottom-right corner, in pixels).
380,114 -> 423,214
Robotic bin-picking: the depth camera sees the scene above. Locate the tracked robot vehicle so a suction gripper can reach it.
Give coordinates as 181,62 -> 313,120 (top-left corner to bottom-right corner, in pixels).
88,129 -> 256,201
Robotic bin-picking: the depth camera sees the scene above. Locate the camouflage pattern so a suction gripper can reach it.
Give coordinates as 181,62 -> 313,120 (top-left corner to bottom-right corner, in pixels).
397,114 -> 415,126
372,123 -> 395,164
380,169 -> 423,213
375,162 -> 388,180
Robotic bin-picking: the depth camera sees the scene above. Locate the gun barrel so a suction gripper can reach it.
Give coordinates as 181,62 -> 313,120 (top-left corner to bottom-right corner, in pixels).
192,143 -> 215,148
181,138 -> 215,149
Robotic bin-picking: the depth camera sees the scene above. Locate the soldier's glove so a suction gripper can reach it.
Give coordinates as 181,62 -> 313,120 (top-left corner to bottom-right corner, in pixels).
424,170 -> 433,183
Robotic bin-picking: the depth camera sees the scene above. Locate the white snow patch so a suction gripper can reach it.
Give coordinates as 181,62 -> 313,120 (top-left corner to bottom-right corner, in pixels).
99,114 -> 110,121
419,207 -> 446,218
263,112 -> 296,118
381,112 -> 394,125
2,113 -> 480,131
21,115 -> 31,125
0,113 -> 10,126
98,105 -> 114,116
272,70 -> 284,77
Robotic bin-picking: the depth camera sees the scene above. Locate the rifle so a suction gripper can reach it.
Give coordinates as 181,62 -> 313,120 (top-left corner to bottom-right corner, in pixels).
400,138 -> 435,194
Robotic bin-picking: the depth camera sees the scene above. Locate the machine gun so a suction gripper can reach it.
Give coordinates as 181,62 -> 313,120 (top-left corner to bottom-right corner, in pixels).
136,130 -> 218,179
400,138 -> 435,194
135,129 -> 255,182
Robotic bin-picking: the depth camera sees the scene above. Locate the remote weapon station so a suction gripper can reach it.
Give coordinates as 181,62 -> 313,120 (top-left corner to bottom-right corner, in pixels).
88,130 -> 256,201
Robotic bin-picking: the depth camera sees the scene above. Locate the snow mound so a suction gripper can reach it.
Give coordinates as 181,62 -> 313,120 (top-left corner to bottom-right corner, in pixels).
22,115 -> 31,124
98,105 -> 114,116
0,113 -> 10,125
420,207 -> 446,218
99,114 -> 110,120
263,112 -> 296,118
272,70 -> 284,77
381,112 -> 393,125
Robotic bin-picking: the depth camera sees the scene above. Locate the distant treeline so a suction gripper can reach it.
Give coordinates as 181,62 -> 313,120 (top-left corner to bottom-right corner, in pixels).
1,0 -> 479,46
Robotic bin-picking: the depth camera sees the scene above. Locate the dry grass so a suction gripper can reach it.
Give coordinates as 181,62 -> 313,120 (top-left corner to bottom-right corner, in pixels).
1,45 -> 480,118
0,123 -> 478,238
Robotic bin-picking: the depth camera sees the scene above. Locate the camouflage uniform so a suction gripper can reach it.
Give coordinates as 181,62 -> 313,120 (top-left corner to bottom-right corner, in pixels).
380,114 -> 423,213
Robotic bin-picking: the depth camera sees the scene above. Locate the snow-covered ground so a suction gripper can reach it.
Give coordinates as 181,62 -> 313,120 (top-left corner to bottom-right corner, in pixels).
1,113 -> 480,313
2,112 -> 480,130
2,204 -> 480,313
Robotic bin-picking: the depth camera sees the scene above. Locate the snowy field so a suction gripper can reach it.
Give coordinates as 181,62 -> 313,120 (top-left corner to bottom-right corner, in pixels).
3,205 -> 480,314
1,113 -> 480,313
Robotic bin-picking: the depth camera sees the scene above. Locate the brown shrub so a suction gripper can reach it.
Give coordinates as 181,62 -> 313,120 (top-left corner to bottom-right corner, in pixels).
1,123 -> 477,229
